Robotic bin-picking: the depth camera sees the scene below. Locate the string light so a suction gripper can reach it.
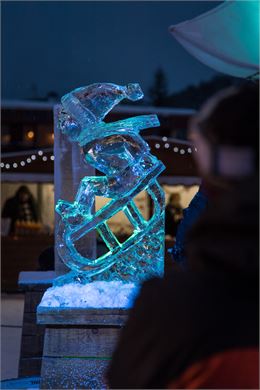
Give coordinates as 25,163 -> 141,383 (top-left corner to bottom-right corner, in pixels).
1,150 -> 54,170
1,141 -> 193,171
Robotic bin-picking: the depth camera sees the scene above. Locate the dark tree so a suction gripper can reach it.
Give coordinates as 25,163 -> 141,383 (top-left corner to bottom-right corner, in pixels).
165,75 -> 243,109
149,68 -> 169,106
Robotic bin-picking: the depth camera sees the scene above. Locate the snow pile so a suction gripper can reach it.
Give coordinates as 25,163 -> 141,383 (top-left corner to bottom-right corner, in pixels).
39,281 -> 139,309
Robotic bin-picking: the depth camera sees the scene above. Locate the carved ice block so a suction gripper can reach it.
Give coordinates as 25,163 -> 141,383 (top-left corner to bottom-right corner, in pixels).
54,83 -> 165,285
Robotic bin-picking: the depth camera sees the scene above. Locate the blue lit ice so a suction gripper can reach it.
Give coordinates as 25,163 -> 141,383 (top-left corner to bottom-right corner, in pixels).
55,83 -> 165,286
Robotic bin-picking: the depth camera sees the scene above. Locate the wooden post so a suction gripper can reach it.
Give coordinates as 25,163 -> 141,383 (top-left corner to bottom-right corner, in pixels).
37,306 -> 128,389
18,271 -> 55,377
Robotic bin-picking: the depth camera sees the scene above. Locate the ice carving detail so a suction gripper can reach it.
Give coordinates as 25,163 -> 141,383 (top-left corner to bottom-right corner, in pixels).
55,83 -> 165,285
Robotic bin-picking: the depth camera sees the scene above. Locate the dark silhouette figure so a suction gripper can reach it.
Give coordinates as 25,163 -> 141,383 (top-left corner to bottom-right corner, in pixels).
2,186 -> 38,234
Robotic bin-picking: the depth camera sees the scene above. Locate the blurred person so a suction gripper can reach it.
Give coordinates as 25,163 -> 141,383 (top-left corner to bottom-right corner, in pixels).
2,185 -> 39,234
171,82 -> 259,266
165,193 -> 183,238
107,83 -> 259,389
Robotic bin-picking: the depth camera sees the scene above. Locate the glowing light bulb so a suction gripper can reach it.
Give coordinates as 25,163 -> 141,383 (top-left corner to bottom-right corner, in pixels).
26,130 -> 35,140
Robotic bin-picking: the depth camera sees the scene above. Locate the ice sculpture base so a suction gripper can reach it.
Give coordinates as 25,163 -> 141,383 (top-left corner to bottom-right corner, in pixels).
37,284 -> 133,389
38,281 -> 139,309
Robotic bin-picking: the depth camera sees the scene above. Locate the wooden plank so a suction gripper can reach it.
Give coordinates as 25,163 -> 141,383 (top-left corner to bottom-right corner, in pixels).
40,357 -> 109,389
23,311 -> 46,332
20,335 -> 44,357
22,321 -> 45,336
43,327 -> 120,357
24,291 -> 46,313
37,307 -> 129,326
18,271 -> 55,292
18,357 -> 42,377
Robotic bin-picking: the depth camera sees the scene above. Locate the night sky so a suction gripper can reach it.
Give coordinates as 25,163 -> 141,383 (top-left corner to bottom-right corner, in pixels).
2,1 -> 222,101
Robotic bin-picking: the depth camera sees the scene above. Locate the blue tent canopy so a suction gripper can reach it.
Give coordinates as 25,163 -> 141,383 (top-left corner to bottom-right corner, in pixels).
169,1 -> 259,79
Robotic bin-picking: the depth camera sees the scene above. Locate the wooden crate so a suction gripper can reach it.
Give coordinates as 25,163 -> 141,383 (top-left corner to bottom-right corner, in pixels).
37,307 -> 128,389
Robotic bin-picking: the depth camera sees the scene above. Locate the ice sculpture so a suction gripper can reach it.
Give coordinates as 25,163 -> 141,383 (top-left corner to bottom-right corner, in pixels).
55,83 -> 165,286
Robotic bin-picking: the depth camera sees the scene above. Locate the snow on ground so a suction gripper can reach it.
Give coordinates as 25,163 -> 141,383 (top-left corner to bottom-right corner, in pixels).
39,281 -> 139,309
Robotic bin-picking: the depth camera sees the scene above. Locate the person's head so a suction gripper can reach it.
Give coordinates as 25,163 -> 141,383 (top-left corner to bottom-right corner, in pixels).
189,83 -> 259,181
16,186 -> 32,203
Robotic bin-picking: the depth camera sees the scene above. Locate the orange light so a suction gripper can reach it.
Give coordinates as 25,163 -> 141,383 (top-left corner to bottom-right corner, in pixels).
51,133 -> 54,140
26,130 -> 35,140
